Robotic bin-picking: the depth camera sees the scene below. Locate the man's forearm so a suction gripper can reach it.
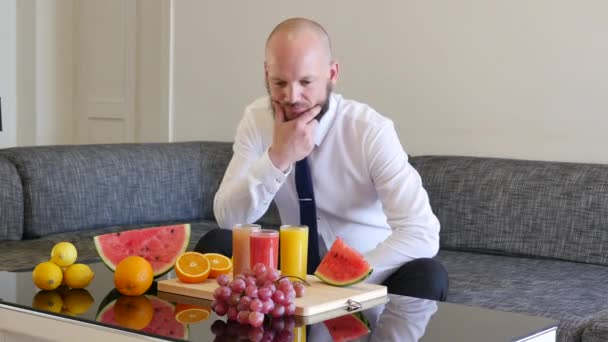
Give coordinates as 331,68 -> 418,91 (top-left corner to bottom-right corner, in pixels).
214,149 -> 289,228
364,219 -> 440,284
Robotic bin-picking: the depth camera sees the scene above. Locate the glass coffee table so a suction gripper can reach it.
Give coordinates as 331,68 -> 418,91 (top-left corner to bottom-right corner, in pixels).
0,261 -> 557,341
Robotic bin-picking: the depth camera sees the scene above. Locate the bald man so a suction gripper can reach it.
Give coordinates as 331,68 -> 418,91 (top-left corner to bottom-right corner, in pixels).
196,18 -> 448,301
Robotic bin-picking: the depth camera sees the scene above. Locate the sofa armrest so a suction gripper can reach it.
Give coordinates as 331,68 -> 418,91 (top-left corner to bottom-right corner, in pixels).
0,154 -> 23,241
582,310 -> 608,342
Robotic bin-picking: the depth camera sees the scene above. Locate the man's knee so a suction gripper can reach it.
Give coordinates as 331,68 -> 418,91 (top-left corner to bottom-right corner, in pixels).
384,258 -> 449,301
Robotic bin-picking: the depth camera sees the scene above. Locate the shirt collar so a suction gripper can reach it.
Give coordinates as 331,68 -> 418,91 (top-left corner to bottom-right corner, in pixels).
314,93 -> 338,146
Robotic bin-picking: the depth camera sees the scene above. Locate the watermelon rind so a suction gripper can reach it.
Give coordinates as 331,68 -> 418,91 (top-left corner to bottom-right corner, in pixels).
314,237 -> 373,287
93,224 -> 191,278
315,268 -> 372,287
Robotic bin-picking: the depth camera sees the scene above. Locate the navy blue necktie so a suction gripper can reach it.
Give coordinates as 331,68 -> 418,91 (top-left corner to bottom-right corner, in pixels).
295,157 -> 321,275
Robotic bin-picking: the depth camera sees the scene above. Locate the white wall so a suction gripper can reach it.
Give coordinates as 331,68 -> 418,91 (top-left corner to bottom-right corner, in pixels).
0,0 -> 17,148
136,0 -> 170,143
1,0 -> 74,148
35,0 -> 74,145
171,1 -> 608,164
3,0 -> 167,147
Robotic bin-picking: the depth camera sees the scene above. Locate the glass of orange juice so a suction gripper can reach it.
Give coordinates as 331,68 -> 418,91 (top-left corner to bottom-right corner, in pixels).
232,224 -> 261,276
279,225 -> 309,279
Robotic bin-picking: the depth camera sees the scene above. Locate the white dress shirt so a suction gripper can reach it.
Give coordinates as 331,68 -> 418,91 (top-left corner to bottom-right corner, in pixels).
214,93 -> 440,284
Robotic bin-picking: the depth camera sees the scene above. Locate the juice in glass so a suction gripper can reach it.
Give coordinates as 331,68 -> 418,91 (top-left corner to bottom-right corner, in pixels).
293,326 -> 306,342
232,224 -> 261,276
250,229 -> 279,270
279,225 -> 309,279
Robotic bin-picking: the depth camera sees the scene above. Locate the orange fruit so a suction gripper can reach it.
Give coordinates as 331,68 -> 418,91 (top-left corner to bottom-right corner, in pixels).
175,305 -> 211,324
114,256 -> 154,296
113,295 -> 154,330
203,253 -> 232,278
173,302 -> 209,314
175,252 -> 211,283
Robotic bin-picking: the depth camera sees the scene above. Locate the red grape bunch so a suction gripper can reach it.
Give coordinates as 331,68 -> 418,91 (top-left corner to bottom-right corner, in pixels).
211,263 -> 307,327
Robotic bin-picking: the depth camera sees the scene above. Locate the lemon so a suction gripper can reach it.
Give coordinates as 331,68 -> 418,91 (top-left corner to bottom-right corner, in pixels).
32,290 -> 63,313
62,289 -> 94,314
32,261 -> 63,290
64,263 -> 94,289
60,267 -> 68,286
60,308 -> 77,316
50,242 -> 78,267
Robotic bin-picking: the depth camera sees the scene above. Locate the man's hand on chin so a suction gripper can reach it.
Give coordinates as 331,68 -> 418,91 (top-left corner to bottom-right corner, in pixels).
269,103 -> 321,172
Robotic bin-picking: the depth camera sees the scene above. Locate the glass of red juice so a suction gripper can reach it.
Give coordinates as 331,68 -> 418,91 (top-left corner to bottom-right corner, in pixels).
249,229 -> 279,271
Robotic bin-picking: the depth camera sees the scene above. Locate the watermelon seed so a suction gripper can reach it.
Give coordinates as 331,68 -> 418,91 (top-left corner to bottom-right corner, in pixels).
116,232 -> 121,236
155,256 -> 160,261
171,228 -> 175,233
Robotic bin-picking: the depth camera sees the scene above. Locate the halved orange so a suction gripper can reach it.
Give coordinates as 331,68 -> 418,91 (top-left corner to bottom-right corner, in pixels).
175,252 -> 211,283
203,253 -> 232,278
174,303 -> 211,324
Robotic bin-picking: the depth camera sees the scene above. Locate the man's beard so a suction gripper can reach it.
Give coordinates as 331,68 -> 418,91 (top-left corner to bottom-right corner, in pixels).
266,82 -> 332,122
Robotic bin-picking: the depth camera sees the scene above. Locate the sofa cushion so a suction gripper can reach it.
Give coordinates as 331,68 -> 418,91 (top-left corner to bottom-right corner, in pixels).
4,142 -> 204,238
410,156 -> 608,265
0,155 -> 23,240
436,250 -> 608,342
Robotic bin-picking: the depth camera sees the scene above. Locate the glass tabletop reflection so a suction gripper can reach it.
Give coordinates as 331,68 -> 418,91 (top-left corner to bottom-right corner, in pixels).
0,261 -> 556,342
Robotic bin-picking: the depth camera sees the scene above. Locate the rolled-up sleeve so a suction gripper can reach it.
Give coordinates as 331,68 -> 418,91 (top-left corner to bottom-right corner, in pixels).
363,122 -> 440,284
213,110 -> 291,229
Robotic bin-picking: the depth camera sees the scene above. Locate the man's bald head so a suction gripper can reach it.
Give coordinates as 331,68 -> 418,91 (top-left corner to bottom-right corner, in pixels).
264,18 -> 338,122
265,18 -> 332,62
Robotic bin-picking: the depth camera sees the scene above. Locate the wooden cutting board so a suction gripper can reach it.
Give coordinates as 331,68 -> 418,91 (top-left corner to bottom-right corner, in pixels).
157,275 -> 387,316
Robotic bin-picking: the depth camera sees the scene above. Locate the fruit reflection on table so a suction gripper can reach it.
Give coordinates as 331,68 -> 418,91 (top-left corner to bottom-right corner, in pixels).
31,286 -> 94,316
95,288 -> 189,340
210,316 -> 303,342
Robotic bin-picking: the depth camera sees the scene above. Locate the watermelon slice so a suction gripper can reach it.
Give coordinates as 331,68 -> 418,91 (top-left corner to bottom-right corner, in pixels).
323,312 -> 371,342
94,224 -> 190,278
314,237 -> 372,286
96,290 -> 188,339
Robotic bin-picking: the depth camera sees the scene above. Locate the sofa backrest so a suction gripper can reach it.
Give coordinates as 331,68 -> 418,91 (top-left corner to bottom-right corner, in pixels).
198,141 -> 281,228
0,154 -> 23,240
410,155 -> 608,265
4,142 -> 205,238
200,141 -> 233,220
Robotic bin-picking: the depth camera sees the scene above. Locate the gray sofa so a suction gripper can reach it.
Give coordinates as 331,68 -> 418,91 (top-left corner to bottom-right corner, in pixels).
1,142 -> 607,342
0,142 -> 281,269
